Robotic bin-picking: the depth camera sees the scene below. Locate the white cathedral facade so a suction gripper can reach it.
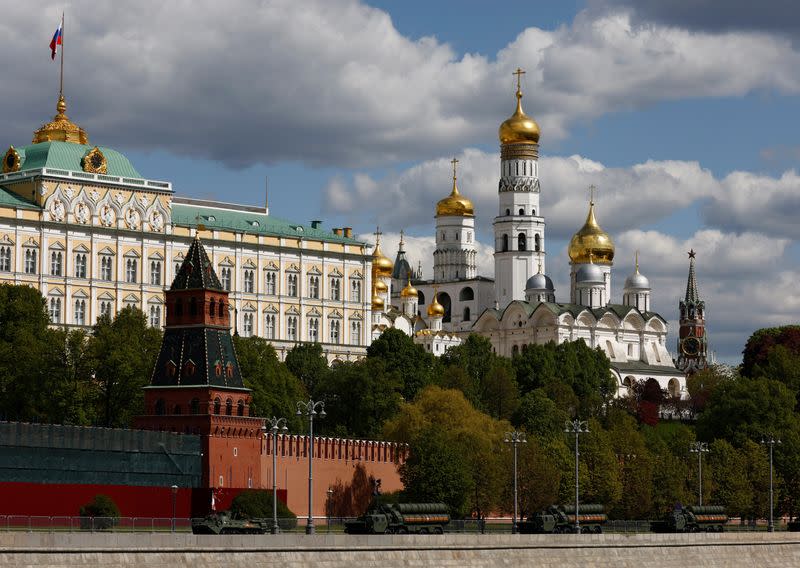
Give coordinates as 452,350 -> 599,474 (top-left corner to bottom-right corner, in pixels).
377,71 -> 686,397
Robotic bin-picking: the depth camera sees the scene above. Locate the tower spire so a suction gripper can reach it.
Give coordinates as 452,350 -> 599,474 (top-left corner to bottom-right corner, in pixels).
686,249 -> 699,303
450,157 -> 460,195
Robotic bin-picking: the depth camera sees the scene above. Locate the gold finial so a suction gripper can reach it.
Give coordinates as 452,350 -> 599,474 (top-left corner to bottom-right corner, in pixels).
589,184 -> 596,205
538,259 -> 543,274
194,214 -> 206,237
33,94 -> 89,145
588,251 -> 594,264
635,250 -> 639,273
499,67 -> 540,145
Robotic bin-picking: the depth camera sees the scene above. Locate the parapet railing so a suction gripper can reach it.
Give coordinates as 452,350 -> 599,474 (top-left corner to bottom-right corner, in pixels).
0,516 -> 788,534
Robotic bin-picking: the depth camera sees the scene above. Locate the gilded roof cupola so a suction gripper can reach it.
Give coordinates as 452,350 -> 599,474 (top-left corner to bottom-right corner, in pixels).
498,68 -> 540,146
436,157 -> 474,217
371,228 -> 394,277
568,187 -> 615,265
427,288 -> 445,318
33,95 -> 88,145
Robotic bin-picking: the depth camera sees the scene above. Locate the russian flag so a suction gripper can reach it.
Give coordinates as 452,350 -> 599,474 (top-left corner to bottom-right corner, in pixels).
49,18 -> 63,60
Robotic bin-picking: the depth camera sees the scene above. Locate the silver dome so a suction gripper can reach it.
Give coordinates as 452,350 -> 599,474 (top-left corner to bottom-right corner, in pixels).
576,263 -> 604,283
624,271 -> 650,290
525,272 -> 554,291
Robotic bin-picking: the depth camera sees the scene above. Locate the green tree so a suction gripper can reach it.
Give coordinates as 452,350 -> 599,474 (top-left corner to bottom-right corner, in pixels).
88,307 -> 162,427
314,358 -> 402,438
367,328 -> 435,400
284,342 -> 329,394
234,336 -> 306,430
742,325 -> 800,379
439,334 -> 495,403
398,425 -> 474,518
480,359 -> 519,420
229,489 -> 297,528
513,389 -> 567,439
708,439 -> 752,518
509,435 -> 562,517
605,409 -> 653,519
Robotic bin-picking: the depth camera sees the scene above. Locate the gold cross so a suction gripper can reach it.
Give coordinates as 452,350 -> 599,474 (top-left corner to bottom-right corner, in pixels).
450,157 -> 459,181
374,226 -> 382,244
513,67 -> 526,91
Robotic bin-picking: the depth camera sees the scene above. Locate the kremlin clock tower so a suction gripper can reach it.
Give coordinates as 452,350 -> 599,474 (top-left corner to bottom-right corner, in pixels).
675,250 -> 709,374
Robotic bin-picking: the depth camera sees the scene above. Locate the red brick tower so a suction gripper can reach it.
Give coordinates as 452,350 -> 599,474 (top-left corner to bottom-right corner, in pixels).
135,235 -> 264,497
675,249 -> 709,375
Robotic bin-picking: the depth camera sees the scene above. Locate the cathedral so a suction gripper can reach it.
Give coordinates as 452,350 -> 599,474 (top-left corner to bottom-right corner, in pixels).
380,70 -> 693,397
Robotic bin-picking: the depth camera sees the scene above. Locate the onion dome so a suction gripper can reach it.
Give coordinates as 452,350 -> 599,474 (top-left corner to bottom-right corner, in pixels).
33,95 -> 89,145
568,200 -> 615,265
526,272 -> 554,291
436,158 -> 474,217
400,276 -> 418,298
625,254 -> 650,290
371,293 -> 385,311
427,290 -> 445,318
498,78 -> 540,145
371,234 -> 393,277
374,279 -> 388,294
576,261 -> 604,284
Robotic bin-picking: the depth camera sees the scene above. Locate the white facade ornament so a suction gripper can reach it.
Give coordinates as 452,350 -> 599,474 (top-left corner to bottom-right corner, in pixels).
74,202 -> 90,224
139,195 -> 150,206
50,198 -> 66,221
115,192 -> 125,204
99,204 -> 115,227
90,189 -> 100,202
124,208 -> 141,230
64,186 -> 74,199
150,210 -> 164,232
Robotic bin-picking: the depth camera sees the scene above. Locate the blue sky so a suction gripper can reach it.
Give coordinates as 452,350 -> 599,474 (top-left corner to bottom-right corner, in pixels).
2,0 -> 799,363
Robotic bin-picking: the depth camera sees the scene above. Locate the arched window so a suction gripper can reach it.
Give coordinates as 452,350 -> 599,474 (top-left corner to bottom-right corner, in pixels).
226,398 -> 233,416
438,292 -> 452,324
213,397 -> 221,414
534,234 -> 541,252
463,307 -> 471,321
512,345 -> 519,356
175,299 -> 183,316
459,287 -> 474,301
218,301 -> 225,318
505,209 -> 510,216
174,404 -> 182,415
237,400 -> 245,417
502,234 -> 509,252
190,398 -> 200,414
519,208 -> 524,215
209,298 -> 216,317
417,291 -> 425,305
518,233 -> 527,251
155,399 -> 165,416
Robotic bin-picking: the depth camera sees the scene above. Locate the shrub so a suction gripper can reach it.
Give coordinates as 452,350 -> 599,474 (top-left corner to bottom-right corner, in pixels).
229,489 -> 297,530
79,494 -> 120,530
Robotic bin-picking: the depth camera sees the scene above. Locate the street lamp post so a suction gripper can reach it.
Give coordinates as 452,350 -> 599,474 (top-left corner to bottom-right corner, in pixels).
297,398 -> 326,534
689,442 -> 709,506
565,419 -> 589,534
504,430 -> 527,534
761,436 -> 781,532
263,417 -> 288,534
170,485 -> 178,532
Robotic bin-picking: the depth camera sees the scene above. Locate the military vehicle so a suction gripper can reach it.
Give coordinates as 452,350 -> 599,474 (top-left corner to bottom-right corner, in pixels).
517,504 -> 607,534
191,511 -> 271,534
344,502 -> 450,534
651,505 -> 728,533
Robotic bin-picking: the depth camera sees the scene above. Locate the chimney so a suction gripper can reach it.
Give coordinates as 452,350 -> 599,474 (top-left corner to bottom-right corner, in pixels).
333,228 -> 343,236
343,227 -> 352,238
311,220 -> 322,229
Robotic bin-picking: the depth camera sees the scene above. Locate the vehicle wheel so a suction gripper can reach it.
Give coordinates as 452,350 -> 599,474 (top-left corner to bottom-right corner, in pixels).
434,527 -> 444,535
419,528 -> 429,534
594,526 -> 603,534
398,526 -> 409,534
384,527 -> 393,535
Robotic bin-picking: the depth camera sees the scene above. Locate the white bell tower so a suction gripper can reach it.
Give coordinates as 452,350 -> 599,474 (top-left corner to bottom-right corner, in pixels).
493,68 -> 545,309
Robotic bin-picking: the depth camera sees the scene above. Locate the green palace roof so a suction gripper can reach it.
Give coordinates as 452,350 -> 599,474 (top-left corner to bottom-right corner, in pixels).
10,141 -> 142,179
171,200 -> 365,246
0,186 -> 40,210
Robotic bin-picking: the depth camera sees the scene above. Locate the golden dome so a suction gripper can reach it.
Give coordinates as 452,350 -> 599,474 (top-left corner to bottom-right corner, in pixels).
371,234 -> 394,277
400,276 -> 418,298
427,290 -> 445,318
498,84 -> 540,145
33,95 -> 89,145
568,200 -> 615,265
374,279 -> 388,293
436,158 -> 474,217
371,293 -> 385,311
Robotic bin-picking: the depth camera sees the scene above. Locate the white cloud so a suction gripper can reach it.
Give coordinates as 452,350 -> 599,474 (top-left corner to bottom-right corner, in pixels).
2,2 -> 800,167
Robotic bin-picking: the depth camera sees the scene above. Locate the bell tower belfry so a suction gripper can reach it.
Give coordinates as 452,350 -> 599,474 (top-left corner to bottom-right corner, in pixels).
493,68 -> 545,309
135,235 -> 265,495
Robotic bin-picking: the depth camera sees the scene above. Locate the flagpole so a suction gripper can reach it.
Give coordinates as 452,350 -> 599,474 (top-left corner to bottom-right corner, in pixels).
59,12 -> 64,97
